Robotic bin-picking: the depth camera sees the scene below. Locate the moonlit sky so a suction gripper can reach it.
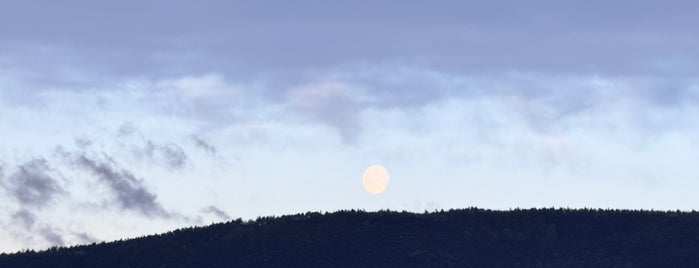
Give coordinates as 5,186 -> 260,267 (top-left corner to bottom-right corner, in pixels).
2,1 -> 699,252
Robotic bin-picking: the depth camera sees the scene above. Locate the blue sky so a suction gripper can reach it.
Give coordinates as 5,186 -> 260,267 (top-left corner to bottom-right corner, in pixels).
2,1 -> 699,252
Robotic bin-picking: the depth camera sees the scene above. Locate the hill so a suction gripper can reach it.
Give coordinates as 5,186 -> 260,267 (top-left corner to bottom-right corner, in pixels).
1,208 -> 699,267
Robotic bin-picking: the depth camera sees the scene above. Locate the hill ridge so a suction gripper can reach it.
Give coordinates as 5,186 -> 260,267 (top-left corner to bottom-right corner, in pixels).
2,208 -> 699,267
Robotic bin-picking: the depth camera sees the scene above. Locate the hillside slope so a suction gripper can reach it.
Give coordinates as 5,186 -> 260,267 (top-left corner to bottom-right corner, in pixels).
1,208 -> 699,267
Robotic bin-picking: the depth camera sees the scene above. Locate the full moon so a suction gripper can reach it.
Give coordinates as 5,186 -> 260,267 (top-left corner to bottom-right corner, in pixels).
362,165 -> 389,194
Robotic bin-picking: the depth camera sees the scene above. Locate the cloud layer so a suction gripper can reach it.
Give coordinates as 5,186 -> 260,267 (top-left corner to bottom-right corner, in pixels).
4,1 -> 699,76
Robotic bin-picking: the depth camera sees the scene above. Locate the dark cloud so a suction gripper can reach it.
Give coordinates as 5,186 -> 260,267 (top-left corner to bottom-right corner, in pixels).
3,1 -> 699,77
72,232 -> 97,244
191,136 -> 216,156
11,209 -> 36,229
73,154 -> 169,218
39,228 -> 65,247
1,158 -> 65,208
201,205 -> 231,221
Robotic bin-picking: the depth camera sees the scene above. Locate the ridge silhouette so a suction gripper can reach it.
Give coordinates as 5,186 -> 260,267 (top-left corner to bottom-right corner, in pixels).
1,208 -> 698,267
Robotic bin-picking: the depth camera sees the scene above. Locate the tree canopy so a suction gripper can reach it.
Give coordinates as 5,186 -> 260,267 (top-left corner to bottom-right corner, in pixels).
1,208 -> 698,267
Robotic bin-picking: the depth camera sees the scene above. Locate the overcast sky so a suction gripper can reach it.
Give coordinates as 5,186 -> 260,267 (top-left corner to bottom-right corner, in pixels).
2,1 -> 699,252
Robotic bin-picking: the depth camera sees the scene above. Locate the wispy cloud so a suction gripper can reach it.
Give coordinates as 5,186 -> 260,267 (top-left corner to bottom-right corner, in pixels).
39,228 -> 65,247
1,158 -> 65,208
10,209 -> 71,248
287,81 -> 365,142
201,205 -> 231,221
71,231 -> 97,244
191,136 -> 216,156
144,141 -> 188,169
116,122 -> 189,169
72,154 -> 170,218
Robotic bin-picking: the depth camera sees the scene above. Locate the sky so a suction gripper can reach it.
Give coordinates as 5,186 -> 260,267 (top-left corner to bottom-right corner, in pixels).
2,1 -> 699,252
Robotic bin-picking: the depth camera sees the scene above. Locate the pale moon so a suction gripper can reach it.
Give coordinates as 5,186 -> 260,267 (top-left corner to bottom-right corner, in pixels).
362,165 -> 389,194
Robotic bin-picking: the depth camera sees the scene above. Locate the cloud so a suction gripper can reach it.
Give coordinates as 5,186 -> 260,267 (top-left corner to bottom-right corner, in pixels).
74,137 -> 93,149
1,158 -> 65,208
9,209 -> 70,248
115,122 -> 189,169
287,81 -> 365,142
11,209 -> 35,229
39,228 -> 64,247
201,205 -> 231,221
72,232 -> 97,244
191,136 -> 216,156
144,141 -> 188,169
117,122 -> 138,138
4,1 -> 699,78
73,154 -> 169,218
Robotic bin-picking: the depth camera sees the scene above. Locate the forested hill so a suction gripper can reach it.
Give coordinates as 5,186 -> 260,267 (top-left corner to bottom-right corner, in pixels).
2,208 -> 699,267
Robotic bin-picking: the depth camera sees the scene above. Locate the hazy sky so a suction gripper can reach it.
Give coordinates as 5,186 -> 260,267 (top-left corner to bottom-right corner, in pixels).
2,1 -> 699,252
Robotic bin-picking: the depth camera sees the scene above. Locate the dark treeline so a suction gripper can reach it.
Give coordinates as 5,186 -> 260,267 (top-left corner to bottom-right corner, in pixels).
2,208 -> 699,267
